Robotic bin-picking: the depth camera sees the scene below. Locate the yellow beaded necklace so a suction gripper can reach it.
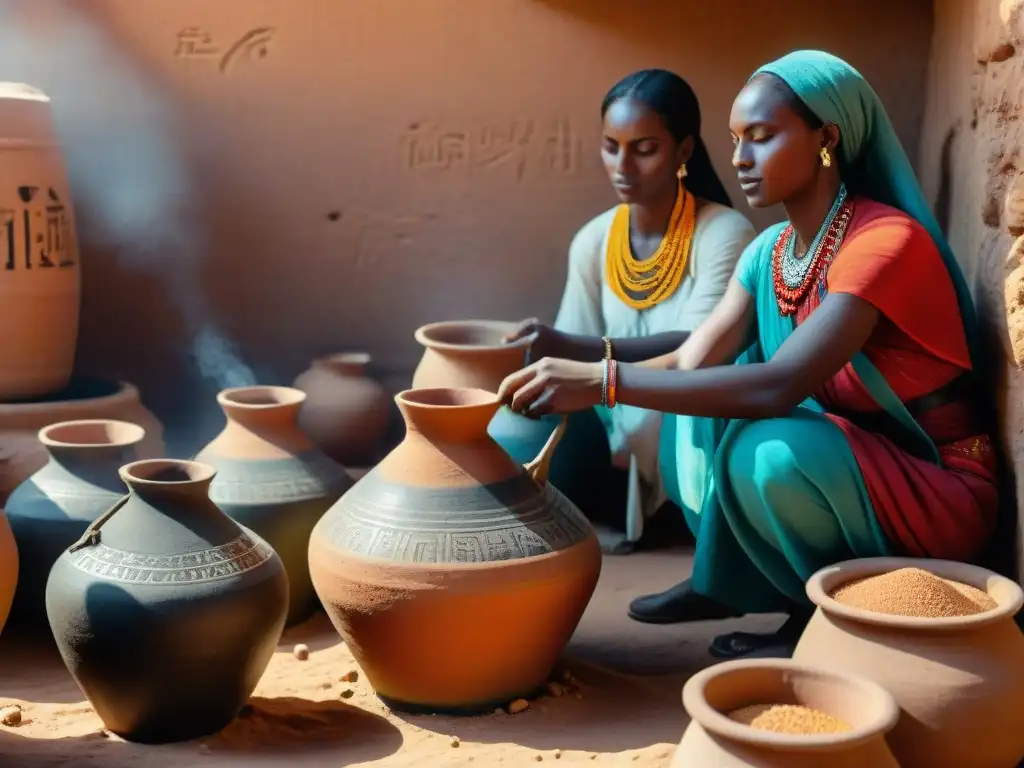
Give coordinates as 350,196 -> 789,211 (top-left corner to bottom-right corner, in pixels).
605,181 -> 696,310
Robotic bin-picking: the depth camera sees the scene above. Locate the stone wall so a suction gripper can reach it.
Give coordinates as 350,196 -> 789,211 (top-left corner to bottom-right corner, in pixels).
920,0 -> 1024,579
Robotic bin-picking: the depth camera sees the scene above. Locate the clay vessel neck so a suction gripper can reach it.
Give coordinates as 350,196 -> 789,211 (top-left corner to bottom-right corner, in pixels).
40,419 -> 145,487
397,388 -> 500,444
213,385 -> 311,454
314,352 -> 370,378
119,459 -> 217,512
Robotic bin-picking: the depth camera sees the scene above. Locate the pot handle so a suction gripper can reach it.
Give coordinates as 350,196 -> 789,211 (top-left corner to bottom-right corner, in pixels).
524,416 -> 567,486
68,494 -> 131,553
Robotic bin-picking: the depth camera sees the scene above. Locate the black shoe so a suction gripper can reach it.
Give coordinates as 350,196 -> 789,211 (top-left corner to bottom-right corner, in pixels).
627,579 -> 744,624
708,610 -> 811,659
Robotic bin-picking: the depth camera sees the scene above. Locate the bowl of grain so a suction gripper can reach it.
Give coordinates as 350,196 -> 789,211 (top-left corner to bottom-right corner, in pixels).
670,658 -> 900,767
793,556 -> 1024,768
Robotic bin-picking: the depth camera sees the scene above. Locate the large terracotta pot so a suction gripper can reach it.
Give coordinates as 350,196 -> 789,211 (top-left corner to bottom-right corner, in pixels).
293,352 -> 390,467
0,82 -> 81,400
0,376 -> 163,505
793,556 -> 1024,768
6,419 -> 148,630
45,459 -> 288,744
671,658 -> 900,767
308,387 -> 602,714
195,386 -> 353,627
0,509 -> 17,636
412,320 -> 530,393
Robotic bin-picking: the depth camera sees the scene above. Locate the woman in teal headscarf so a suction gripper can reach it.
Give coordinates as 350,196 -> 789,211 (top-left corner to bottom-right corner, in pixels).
498,50 -> 1000,658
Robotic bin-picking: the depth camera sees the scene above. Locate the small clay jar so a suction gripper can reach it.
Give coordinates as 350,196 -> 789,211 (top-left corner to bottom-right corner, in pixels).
793,556 -> 1024,768
5,419 -> 147,630
293,352 -> 390,467
196,386 -> 353,627
0,510 -> 17,636
411,320 -> 530,393
671,658 -> 900,767
45,459 -> 288,744
309,387 -> 602,714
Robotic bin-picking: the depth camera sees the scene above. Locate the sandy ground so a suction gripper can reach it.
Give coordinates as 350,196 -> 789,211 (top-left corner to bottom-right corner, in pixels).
0,548 -> 782,767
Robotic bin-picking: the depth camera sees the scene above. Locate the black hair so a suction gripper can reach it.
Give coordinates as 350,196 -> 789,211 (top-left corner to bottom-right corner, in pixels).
754,73 -> 825,129
600,69 -> 732,208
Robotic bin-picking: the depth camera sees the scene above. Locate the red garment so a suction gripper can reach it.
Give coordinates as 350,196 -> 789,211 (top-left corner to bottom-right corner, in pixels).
795,198 -> 998,560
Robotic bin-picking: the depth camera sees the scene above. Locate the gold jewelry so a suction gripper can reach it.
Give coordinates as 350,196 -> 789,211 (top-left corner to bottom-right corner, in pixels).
820,147 -> 832,168
601,336 -> 614,360
676,163 -> 688,180
605,179 -> 696,310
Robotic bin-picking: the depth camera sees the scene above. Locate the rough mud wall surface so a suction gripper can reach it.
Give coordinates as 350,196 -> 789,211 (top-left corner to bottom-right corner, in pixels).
921,0 -> 1024,578
0,0 -> 932,452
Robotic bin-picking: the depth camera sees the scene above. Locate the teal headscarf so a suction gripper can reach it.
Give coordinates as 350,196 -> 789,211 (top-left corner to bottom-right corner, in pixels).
753,50 -> 981,369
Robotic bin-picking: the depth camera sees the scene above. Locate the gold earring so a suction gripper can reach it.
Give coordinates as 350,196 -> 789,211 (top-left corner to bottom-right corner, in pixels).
820,147 -> 832,168
677,163 -> 688,180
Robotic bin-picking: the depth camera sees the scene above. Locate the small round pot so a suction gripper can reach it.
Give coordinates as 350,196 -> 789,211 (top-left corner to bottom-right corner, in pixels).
671,658 -> 900,767
411,320 -> 530,393
293,352 -> 390,467
793,556 -> 1024,768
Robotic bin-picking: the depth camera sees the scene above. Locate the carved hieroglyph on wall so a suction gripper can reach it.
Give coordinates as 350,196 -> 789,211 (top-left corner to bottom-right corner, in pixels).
173,26 -> 277,73
401,118 -> 583,180
0,186 -> 75,272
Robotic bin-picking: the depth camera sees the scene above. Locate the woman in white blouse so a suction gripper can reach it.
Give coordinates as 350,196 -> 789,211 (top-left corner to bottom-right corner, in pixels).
508,69 -> 756,553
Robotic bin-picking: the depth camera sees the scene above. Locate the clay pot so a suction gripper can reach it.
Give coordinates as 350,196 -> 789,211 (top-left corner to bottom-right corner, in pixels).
0,510 -> 17,636
308,387 -> 602,714
293,352 -> 390,466
0,83 -> 81,400
671,658 -> 900,767
793,556 -> 1024,768
46,459 -> 288,744
195,386 -> 353,627
412,320 -> 530,393
0,376 -> 163,506
5,419 -> 147,630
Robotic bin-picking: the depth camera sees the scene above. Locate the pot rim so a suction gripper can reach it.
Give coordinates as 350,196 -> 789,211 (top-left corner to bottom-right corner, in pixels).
120,458 -> 217,485
216,385 -> 306,409
805,556 -> 1024,631
414,320 -> 531,352
396,387 -> 500,409
39,419 -> 146,448
682,658 -> 900,752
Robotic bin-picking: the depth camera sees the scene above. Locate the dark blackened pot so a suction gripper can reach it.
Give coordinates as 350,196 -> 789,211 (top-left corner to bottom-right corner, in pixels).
45,459 -> 289,744
195,386 -> 353,627
6,419 -> 147,631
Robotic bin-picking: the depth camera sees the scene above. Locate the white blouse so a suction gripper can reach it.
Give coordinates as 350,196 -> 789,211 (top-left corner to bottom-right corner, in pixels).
553,201 -> 757,542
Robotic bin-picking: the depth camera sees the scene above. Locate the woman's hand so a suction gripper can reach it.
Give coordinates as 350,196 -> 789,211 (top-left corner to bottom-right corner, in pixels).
503,318 -> 568,364
497,357 -> 605,418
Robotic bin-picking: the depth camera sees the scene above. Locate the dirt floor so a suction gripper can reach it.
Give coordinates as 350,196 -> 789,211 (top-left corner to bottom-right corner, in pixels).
0,548 -> 782,767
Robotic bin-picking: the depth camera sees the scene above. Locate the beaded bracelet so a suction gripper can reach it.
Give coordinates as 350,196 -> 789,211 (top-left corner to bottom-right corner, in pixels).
601,336 -> 614,361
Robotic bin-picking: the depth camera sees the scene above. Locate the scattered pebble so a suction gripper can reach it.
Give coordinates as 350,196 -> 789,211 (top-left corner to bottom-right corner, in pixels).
450,736 -> 461,748
0,705 -> 22,727
493,707 -> 506,716
198,744 -> 211,755
340,689 -> 355,699
293,644 -> 310,661
554,749 -> 563,759
534,756 -> 543,762
340,670 -> 359,683
508,699 -> 530,715
320,681 -> 333,690
545,681 -> 566,698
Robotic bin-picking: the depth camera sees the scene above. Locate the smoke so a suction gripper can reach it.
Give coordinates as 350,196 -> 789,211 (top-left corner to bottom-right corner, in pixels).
0,2 -> 256,389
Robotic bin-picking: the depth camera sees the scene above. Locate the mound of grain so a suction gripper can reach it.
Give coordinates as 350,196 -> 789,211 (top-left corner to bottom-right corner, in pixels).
728,703 -> 851,735
829,567 -> 996,617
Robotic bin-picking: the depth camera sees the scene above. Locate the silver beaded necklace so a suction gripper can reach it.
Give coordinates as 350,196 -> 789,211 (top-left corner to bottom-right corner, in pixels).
780,183 -> 849,290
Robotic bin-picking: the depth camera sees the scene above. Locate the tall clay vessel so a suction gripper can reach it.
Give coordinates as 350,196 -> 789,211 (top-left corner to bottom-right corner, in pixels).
793,557 -> 1024,768
412,320 -> 530,392
293,352 -> 390,466
46,459 -> 289,744
5,419 -> 147,630
671,659 -> 900,767
309,387 -> 602,713
0,82 -> 81,400
196,386 -> 353,626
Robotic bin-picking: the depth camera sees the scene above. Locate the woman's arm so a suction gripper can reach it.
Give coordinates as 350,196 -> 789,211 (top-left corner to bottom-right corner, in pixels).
616,293 -> 879,419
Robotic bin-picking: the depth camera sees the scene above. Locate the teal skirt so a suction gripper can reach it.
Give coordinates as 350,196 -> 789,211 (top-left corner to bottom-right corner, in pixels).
659,406 -> 892,612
